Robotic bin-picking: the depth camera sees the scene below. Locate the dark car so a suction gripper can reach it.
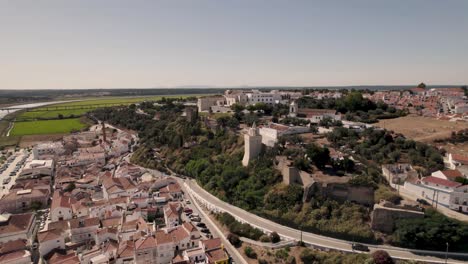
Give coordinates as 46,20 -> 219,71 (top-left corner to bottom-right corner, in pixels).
196,222 -> 206,228
200,228 -> 210,234
352,243 -> 369,252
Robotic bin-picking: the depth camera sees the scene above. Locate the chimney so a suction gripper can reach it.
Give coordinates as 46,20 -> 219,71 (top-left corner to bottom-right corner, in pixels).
102,122 -> 107,143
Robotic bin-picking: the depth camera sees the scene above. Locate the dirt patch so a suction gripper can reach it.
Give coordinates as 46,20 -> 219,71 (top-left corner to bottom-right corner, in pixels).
375,115 -> 468,142
19,134 -> 65,148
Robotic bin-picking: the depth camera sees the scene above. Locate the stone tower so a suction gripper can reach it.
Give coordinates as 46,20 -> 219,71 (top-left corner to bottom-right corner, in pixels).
242,122 -> 263,167
289,101 -> 297,117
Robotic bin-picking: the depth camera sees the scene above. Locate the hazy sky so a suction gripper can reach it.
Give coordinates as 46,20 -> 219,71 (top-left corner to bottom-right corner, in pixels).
1,0 -> 468,89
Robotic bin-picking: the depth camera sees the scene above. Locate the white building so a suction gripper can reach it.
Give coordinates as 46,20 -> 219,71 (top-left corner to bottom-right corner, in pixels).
449,185 -> 468,213
404,176 -> 462,208
259,123 -> 310,147
19,159 -> 54,178
32,142 -> 64,159
37,229 -> 65,257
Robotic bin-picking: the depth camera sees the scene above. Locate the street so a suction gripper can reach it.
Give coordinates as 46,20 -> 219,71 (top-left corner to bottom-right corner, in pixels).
184,178 -> 468,264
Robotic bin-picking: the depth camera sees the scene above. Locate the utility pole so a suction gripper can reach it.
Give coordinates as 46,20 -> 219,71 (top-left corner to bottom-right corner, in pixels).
445,242 -> 449,264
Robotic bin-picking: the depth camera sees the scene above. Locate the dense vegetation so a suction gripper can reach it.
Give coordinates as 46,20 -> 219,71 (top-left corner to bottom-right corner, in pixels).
392,209 -> 468,252
298,91 -> 406,123
216,212 -> 264,241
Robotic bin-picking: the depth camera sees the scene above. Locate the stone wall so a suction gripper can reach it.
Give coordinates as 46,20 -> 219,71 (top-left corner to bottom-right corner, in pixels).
371,202 -> 424,233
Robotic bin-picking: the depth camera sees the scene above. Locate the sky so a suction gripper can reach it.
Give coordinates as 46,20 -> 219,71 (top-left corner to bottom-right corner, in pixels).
1,0 -> 467,90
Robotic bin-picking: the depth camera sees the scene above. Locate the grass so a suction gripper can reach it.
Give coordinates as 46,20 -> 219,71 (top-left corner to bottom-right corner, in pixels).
16,94 -> 206,121
10,118 -> 87,136
9,94 -> 212,137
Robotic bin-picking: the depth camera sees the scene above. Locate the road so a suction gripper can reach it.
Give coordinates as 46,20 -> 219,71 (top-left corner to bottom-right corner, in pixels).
183,179 -> 468,264
182,184 -> 248,264
0,149 -> 29,197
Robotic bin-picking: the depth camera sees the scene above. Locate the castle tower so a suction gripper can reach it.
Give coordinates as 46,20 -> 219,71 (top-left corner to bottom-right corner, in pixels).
289,101 -> 297,117
242,122 -> 262,167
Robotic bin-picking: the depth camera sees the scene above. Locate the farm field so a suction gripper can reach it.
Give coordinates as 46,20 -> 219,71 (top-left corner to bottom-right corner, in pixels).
375,115 -> 468,142
16,94 -> 205,121
10,118 -> 88,136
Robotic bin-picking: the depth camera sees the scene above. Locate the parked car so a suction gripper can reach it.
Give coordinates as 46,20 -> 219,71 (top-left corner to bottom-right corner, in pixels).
200,228 -> 210,234
196,223 -> 206,228
191,217 -> 201,222
3,178 -> 11,184
184,208 -> 193,213
352,243 -> 369,252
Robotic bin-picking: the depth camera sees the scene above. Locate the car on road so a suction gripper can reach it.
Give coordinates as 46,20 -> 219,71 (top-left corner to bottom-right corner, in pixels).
200,228 -> 210,234
184,208 -> 193,213
352,243 -> 369,252
185,199 -> 191,204
3,178 -> 11,184
196,222 -> 206,228
190,216 -> 201,222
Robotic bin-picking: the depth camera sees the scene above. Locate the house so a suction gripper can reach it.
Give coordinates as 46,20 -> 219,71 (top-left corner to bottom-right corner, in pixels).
134,236 -> 158,264
0,250 -> 32,264
19,159 -> 55,178
290,106 -> 341,123
159,182 -> 183,200
116,241 -> 135,264
37,229 -> 65,257
163,203 -> 182,228
0,188 -> 50,213
50,192 -> 75,222
102,176 -> 137,200
382,164 -> 417,186
404,176 -> 462,208
447,153 -> 468,170
0,213 -> 36,244
449,185 -> 468,213
431,169 -> 464,182
258,123 -> 310,147
32,142 -> 65,159
201,238 -> 229,264
68,217 -> 100,243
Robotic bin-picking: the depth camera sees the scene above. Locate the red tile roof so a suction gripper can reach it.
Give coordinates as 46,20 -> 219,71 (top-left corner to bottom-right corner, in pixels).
421,176 -> 462,188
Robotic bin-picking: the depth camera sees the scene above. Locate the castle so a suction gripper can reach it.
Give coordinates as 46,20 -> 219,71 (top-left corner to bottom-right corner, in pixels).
242,123 -> 262,167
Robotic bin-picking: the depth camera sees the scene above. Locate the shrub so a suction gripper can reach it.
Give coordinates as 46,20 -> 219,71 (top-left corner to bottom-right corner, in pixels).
299,248 -> 316,263
270,231 -> 281,243
244,246 -> 257,259
258,259 -> 268,264
260,235 -> 271,243
227,233 -> 241,247
372,250 -> 394,264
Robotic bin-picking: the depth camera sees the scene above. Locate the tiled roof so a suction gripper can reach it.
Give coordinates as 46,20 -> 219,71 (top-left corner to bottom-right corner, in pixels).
37,229 -> 63,243
421,176 -> 462,188
440,170 -> 463,180
0,213 -> 34,235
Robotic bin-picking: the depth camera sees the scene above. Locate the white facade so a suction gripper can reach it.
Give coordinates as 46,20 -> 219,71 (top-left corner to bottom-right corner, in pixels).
449,185 -> 468,213
19,159 -> 54,177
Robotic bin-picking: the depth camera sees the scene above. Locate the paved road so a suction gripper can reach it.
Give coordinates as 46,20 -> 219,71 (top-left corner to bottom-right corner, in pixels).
181,180 -> 248,264
183,179 -> 468,264
0,150 -> 28,197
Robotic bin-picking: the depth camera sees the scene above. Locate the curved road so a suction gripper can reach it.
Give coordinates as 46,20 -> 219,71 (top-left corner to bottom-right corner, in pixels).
182,179 -> 468,264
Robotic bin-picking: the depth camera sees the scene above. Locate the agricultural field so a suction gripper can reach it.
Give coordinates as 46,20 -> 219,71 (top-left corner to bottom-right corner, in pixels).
375,115 -> 468,142
16,94 -> 204,121
10,118 -> 88,136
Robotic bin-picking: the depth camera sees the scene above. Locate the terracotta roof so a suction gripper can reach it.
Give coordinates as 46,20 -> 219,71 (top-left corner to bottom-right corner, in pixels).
440,170 -> 463,180
0,239 -> 27,254
51,192 -> 76,211
452,153 -> 468,164
117,241 -> 135,258
101,217 -> 121,228
206,247 -> 228,263
135,236 -> 157,250
37,229 -> 63,243
421,176 -> 462,188
155,230 -> 173,245
0,250 -> 31,263
201,238 -> 222,251
183,222 -> 197,233
48,252 -> 80,264
68,217 -> 100,229
0,213 -> 34,235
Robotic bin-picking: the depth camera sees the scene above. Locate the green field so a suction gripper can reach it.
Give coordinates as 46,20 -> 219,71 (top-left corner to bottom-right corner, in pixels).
10,118 -> 88,136
8,94 -> 212,137
16,95 -> 205,121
